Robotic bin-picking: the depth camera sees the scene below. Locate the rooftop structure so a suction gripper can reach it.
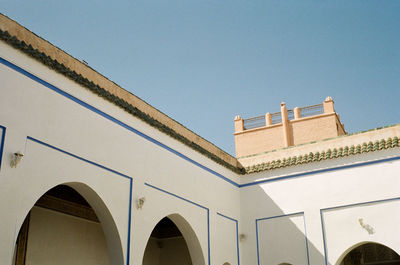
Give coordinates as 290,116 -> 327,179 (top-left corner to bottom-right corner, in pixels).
234,97 -> 346,157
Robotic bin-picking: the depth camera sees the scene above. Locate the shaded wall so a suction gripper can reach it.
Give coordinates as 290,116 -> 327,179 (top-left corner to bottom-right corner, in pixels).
143,237 -> 192,265
26,207 -> 109,265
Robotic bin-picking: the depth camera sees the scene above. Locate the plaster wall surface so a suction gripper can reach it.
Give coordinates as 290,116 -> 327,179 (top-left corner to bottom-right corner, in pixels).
215,213 -> 239,265
142,237 -> 192,265
322,200 -> 400,265
0,42 -> 240,265
291,115 -> 339,146
142,238 -> 161,265
26,206 -> 109,265
235,111 -> 345,158
235,125 -> 284,157
257,214 -> 308,265
240,148 -> 400,265
159,237 -> 193,265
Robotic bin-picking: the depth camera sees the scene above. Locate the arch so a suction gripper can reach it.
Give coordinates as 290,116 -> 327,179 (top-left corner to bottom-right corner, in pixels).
335,241 -> 400,265
142,213 -> 206,265
14,182 -> 124,265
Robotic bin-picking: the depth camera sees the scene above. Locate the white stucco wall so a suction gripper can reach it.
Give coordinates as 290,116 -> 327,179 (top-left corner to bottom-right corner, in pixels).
214,213 -> 239,265
0,41 -> 240,265
256,213 -> 308,265
323,199 -> 400,265
240,148 -> 400,265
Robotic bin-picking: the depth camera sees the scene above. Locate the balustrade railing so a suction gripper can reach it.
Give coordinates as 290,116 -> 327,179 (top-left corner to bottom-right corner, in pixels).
287,109 -> 294,121
242,103 -> 325,130
271,112 -> 282,124
243,115 -> 266,130
299,104 -> 324,118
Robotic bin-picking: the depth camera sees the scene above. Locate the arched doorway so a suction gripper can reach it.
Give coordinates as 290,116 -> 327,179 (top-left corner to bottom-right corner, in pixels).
338,242 -> 400,265
142,214 -> 205,265
13,184 -> 123,265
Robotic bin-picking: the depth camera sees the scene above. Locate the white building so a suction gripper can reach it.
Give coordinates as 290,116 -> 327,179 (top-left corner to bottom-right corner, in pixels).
1,14 -> 399,265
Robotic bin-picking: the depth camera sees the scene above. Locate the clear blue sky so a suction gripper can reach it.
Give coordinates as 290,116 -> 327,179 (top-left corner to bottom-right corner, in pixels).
2,1 -> 399,155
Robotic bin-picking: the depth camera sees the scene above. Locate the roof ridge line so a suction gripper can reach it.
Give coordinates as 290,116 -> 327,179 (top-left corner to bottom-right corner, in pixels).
245,136 -> 400,174
0,19 -> 244,174
237,123 -> 400,159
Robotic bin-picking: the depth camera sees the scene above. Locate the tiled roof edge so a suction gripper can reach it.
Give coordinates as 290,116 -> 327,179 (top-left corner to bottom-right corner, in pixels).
0,29 -> 245,175
245,136 -> 400,174
238,123 -> 400,160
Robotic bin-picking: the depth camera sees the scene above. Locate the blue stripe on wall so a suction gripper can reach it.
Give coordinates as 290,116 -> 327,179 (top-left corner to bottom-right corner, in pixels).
217,212 -> 240,265
320,196 -> 400,265
255,212 -> 310,265
26,136 -> 133,265
0,57 -> 239,188
145,183 -> 211,265
0,125 -> 5,170
2,57 -> 399,189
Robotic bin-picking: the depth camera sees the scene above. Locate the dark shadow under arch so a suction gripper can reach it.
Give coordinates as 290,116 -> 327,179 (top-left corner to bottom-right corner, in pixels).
13,183 -> 124,265
142,213 -> 206,265
337,242 -> 400,265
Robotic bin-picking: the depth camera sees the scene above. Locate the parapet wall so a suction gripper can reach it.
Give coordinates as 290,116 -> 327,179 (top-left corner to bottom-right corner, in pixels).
234,97 -> 346,157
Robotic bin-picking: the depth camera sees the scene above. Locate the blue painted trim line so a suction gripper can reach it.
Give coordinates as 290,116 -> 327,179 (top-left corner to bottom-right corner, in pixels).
319,196 -> 400,265
255,219 -> 260,265
303,214 -> 311,265
320,210 -> 329,265
0,125 -> 6,170
255,212 -> 310,265
240,155 -> 400,188
144,183 -> 211,265
127,178 -> 133,265
217,212 -> 240,265
207,209 -> 211,265
144,183 -> 207,210
27,136 -> 131,180
3,56 -> 399,190
26,136 -> 133,265
0,57 -> 239,188
255,211 -> 303,222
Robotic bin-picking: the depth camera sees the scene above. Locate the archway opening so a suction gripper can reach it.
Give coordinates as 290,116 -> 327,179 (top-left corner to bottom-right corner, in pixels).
339,242 -> 400,265
13,184 -> 117,265
143,217 -> 193,265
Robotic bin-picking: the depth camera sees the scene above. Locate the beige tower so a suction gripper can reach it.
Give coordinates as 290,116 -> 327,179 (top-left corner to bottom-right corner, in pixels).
234,97 -> 346,157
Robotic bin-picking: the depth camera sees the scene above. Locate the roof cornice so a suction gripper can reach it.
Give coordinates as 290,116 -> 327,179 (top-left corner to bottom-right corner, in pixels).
0,14 -> 244,174
245,136 -> 399,174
